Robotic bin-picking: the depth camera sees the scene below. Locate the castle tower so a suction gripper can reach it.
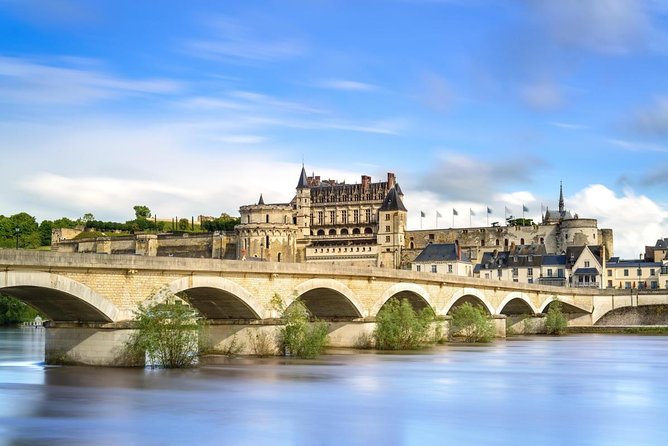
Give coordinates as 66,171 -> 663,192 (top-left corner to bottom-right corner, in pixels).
377,184 -> 407,268
295,164 -> 312,237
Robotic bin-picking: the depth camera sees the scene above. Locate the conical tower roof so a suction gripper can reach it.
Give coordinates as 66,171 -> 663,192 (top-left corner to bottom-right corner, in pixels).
379,185 -> 407,212
258,194 -> 265,205
297,164 -> 308,188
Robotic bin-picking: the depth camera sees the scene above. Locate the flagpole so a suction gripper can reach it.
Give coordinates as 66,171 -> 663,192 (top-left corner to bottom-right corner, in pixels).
435,212 -> 438,229
486,206 -> 489,227
469,209 -> 472,227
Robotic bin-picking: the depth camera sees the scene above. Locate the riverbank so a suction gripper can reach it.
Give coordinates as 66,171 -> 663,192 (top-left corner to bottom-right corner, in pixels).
568,325 -> 668,335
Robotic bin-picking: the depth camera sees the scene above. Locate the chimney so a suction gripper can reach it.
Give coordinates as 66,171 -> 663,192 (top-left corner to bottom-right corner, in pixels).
387,172 -> 396,189
361,175 -> 371,189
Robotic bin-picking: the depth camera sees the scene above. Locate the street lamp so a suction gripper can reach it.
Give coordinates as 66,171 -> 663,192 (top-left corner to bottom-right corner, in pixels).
14,226 -> 20,250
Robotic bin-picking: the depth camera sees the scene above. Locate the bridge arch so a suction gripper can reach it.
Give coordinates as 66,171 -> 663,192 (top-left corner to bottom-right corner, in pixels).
538,296 -> 589,314
0,271 -> 124,322
498,292 -> 538,315
293,279 -> 364,319
161,276 -> 267,320
443,288 -> 495,315
371,283 -> 433,316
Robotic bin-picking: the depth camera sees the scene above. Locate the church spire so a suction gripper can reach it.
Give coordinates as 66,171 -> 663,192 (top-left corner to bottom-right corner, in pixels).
258,194 -> 265,205
558,181 -> 564,213
297,164 -> 308,189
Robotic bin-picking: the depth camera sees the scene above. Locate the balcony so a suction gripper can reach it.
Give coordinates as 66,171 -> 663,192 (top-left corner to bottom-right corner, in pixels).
537,277 -> 567,287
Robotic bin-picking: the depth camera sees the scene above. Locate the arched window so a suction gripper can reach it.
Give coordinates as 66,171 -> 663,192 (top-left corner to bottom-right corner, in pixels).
265,215 -> 269,223
540,237 -> 544,244
364,227 -> 373,234
329,229 -> 337,235
410,242 -> 414,249
520,238 -> 524,245
504,239 -> 509,247
317,229 -> 325,236
495,239 -> 500,246
278,253 -> 281,262
352,228 -> 360,235
341,228 -> 349,235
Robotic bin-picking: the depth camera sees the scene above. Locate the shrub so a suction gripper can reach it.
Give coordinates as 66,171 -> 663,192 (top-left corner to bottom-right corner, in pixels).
247,330 -> 276,357
449,302 -> 495,343
545,300 -> 568,335
275,298 -> 328,359
374,298 -> 437,350
126,299 -> 202,368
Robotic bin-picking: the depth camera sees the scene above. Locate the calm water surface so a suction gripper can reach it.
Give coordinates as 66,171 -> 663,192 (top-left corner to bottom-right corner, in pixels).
1,328 -> 667,446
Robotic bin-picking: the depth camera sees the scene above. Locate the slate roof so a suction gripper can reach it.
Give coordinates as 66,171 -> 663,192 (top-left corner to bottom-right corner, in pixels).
573,267 -> 600,275
566,245 -> 602,268
297,165 -> 308,188
655,238 -> 668,249
257,194 -> 265,205
379,185 -> 407,212
606,260 -> 662,268
542,254 -> 567,265
414,243 -> 468,263
478,250 -> 510,270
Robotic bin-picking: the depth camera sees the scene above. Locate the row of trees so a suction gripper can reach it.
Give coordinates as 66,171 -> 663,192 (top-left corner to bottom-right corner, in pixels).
0,206 -> 241,249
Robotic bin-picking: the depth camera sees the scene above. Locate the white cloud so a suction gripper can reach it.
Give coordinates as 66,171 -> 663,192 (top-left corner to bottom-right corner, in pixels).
316,79 -> 379,92
570,184 -> 668,258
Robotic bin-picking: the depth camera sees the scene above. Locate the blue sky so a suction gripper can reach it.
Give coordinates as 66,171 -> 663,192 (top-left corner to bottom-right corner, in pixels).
0,0 -> 667,257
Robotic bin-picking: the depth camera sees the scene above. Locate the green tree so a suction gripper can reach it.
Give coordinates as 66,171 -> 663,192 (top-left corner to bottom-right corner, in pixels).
449,302 -> 495,343
52,217 -> 78,229
125,297 -> 202,368
178,218 -> 189,231
545,300 -> 568,335
374,298 -> 437,350
272,295 -> 329,359
0,293 -> 42,325
38,220 -> 54,246
0,213 -> 40,249
133,205 -> 151,219
81,212 -> 95,223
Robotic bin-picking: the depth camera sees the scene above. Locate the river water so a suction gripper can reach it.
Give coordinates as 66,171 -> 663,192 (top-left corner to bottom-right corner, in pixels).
1,328 -> 667,446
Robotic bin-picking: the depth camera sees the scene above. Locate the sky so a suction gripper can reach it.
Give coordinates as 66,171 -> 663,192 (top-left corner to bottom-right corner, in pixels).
0,0 -> 667,258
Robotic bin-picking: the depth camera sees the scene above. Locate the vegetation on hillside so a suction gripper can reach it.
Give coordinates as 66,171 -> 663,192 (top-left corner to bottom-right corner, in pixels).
0,293 -> 43,325
374,298 -> 438,350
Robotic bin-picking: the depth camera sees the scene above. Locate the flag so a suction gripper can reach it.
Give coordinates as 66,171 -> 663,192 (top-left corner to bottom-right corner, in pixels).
420,210 -> 425,218
453,209 -> 458,216
523,205 -> 529,213
487,207 -> 492,214
470,208 -> 475,216
436,210 -> 442,218
505,206 -> 511,214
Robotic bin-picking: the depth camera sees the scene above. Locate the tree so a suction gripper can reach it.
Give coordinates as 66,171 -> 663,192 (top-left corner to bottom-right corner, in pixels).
0,293 -> 42,325
133,205 -> 151,220
38,220 -> 54,246
178,218 -> 189,231
125,296 -> 203,368
81,212 -> 95,223
374,299 -> 437,350
545,300 -> 568,335
272,294 -> 329,359
449,302 -> 495,343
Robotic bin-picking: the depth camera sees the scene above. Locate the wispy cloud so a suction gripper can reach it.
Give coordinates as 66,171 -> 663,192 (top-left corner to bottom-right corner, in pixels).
520,80 -> 562,110
186,17 -> 306,63
316,79 -> 379,92
551,121 -> 589,130
632,95 -> 668,135
608,139 -> 668,153
0,56 -> 182,106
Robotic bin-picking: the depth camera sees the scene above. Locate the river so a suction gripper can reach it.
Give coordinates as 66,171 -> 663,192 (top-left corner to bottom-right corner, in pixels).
1,328 -> 667,445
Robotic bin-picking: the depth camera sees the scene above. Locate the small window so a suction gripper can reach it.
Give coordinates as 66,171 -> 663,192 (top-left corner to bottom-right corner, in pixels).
431,265 -> 437,273
624,269 -> 629,277
637,268 -> 642,277
385,214 -> 390,220
448,264 -> 453,273
607,270 -> 612,276
385,236 -> 391,242
416,265 -> 421,272
584,261 -> 590,268
385,226 -> 390,232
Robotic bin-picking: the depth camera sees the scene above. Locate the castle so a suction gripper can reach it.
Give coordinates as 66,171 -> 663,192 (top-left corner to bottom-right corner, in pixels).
54,166 -> 613,272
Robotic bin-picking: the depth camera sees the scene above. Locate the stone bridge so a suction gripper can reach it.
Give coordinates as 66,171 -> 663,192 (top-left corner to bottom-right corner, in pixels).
2,250 -> 667,365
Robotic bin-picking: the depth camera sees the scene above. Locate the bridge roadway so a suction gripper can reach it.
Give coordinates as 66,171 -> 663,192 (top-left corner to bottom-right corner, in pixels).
2,250 -> 667,365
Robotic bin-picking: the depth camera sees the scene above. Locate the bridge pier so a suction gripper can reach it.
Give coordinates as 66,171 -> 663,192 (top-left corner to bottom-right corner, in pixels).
45,323 -> 141,367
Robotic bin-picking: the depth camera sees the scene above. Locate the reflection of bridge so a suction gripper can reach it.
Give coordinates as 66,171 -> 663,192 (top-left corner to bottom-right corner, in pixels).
2,250 -> 667,365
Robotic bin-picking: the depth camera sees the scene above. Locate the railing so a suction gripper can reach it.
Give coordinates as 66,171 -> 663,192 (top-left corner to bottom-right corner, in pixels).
572,282 -> 600,288
537,277 -> 567,287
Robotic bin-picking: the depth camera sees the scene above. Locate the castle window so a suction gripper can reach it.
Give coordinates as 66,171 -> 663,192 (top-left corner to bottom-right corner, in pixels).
481,240 -> 485,247
329,229 -> 336,236
317,229 -> 325,236
520,238 -> 524,245
364,227 -> 373,235
365,209 -> 371,222
278,253 -> 281,262
354,210 -> 359,223
416,265 -> 421,272
385,214 -> 390,221
318,211 -> 324,224
496,239 -> 500,246
385,225 -> 390,232
266,215 -> 269,223
330,211 -> 335,224
540,237 -> 544,244
431,265 -> 437,273
341,228 -> 349,235
504,239 -> 509,247
353,228 -> 360,235
410,242 -> 414,249
265,236 -> 270,248
342,210 -> 347,223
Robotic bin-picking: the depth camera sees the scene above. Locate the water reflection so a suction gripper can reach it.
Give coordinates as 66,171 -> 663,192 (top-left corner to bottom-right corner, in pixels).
1,329 -> 668,445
